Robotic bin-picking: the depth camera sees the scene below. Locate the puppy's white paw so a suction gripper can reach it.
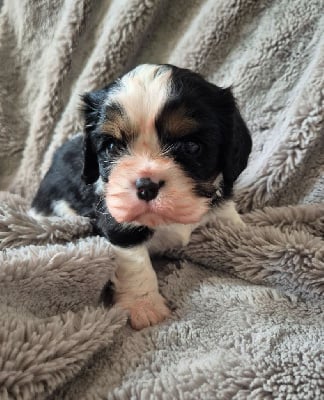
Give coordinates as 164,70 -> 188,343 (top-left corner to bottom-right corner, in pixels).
116,291 -> 171,330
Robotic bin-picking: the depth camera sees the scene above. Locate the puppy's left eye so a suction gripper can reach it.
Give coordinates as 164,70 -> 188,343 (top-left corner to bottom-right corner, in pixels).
106,141 -> 116,152
181,141 -> 201,156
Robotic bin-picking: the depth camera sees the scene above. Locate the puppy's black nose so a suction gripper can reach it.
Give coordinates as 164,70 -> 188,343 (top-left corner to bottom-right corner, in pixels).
135,177 -> 164,202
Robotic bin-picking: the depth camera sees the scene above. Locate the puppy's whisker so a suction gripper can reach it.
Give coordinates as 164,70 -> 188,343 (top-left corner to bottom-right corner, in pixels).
160,145 -> 173,156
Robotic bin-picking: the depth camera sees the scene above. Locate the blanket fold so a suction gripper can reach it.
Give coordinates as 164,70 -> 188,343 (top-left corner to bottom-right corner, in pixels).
0,307 -> 127,400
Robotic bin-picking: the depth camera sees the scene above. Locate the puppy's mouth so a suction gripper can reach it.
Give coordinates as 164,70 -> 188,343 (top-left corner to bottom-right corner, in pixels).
106,189 -> 209,228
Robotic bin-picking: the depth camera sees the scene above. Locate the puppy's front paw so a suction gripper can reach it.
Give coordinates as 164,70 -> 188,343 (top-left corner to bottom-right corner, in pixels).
116,292 -> 171,330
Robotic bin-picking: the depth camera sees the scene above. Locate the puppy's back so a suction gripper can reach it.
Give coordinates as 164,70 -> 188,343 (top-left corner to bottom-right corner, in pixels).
31,134 -> 96,218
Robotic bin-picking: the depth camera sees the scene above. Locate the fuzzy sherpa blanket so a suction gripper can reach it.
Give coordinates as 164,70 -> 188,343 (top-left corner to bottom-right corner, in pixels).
0,1 -> 323,399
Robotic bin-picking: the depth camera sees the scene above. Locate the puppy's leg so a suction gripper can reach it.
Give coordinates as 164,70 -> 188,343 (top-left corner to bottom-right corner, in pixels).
112,245 -> 170,330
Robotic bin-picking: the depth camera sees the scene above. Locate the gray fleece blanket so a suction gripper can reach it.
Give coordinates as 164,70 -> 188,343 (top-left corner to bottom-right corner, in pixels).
0,1 -> 323,399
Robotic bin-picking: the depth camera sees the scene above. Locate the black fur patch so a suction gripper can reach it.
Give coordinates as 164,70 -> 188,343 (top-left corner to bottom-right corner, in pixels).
156,65 -> 252,200
95,198 -> 154,247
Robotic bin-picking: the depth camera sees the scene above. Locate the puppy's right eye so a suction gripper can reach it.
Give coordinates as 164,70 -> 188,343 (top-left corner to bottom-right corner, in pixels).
97,134 -> 123,155
101,138 -> 119,155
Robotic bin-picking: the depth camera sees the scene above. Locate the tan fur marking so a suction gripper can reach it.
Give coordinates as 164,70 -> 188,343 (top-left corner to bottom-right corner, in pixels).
165,106 -> 198,137
101,111 -> 131,140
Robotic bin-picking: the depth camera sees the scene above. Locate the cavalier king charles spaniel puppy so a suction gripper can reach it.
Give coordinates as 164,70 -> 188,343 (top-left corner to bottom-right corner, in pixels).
31,64 -> 252,329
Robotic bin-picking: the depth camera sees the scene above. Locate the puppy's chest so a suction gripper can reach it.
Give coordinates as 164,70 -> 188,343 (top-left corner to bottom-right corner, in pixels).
147,223 -> 194,254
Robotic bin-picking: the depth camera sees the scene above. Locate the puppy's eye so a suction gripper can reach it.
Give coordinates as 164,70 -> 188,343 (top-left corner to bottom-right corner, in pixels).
106,141 -> 116,151
181,141 -> 201,156
103,139 -> 118,154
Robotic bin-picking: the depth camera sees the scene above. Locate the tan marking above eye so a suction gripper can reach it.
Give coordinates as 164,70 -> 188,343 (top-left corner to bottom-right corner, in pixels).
164,106 -> 198,137
100,107 -> 133,140
101,120 -> 123,139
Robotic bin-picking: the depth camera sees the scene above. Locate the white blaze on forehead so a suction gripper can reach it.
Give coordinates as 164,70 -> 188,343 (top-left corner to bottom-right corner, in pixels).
110,64 -> 173,153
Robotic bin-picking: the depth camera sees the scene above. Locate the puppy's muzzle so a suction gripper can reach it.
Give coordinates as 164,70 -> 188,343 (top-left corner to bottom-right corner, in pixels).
135,177 -> 165,202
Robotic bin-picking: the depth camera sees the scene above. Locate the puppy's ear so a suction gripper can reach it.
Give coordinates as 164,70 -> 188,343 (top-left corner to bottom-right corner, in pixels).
222,91 -> 252,185
82,133 -> 99,184
81,89 -> 107,184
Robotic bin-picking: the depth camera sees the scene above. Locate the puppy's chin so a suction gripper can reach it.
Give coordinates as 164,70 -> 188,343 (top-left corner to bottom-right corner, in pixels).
135,213 -> 174,228
105,154 -> 210,228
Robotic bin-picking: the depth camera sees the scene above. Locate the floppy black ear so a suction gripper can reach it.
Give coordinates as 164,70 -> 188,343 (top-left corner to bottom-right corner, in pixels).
81,89 -> 107,184
82,132 -> 99,184
222,100 -> 252,185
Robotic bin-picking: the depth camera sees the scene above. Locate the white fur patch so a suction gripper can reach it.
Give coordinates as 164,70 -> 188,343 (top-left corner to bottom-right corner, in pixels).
148,223 -> 193,254
147,200 -> 245,254
112,245 -> 158,295
117,64 -> 172,127
52,200 -> 77,218
28,208 -> 46,220
213,173 -> 224,198
94,177 -> 105,196
109,64 -> 172,155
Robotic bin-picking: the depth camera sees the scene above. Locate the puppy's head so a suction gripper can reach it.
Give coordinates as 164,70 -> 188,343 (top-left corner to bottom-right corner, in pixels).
82,64 -> 252,228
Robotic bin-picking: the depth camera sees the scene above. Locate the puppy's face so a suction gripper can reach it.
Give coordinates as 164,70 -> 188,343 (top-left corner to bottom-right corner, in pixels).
82,64 -> 251,228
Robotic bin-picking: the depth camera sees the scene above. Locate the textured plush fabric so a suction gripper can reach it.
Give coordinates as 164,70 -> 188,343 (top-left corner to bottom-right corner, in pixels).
0,1 -> 323,399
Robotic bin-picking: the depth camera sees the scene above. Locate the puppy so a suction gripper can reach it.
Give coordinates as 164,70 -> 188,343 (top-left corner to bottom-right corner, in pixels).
31,64 -> 252,330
